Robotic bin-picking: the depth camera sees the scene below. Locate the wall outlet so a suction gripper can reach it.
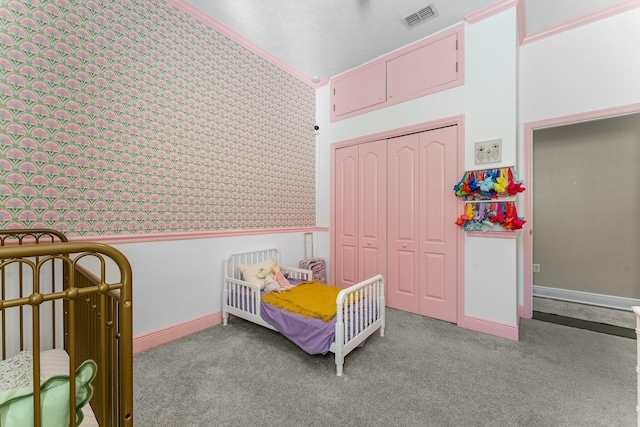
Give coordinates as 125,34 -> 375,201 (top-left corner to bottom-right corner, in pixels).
475,139 -> 502,164
533,264 -> 540,273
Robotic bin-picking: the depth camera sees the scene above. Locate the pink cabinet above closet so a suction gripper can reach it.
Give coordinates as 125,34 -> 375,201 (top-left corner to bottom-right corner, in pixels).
386,33 -> 459,103
332,62 -> 386,118
330,24 -> 463,122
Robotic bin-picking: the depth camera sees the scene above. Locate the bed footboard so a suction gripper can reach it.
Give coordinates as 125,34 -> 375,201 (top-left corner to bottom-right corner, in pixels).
223,277 -> 273,329
333,274 -> 385,376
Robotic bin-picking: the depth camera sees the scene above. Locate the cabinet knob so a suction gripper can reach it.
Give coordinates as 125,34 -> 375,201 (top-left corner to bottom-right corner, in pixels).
367,242 -> 372,245
402,243 -> 407,248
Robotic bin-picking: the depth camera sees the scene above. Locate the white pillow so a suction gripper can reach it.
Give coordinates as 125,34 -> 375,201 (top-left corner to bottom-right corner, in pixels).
39,349 -> 71,380
238,260 -> 275,290
0,351 -> 32,393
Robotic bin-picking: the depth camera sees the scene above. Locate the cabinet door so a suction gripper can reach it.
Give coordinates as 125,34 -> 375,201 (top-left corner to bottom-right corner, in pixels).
359,140 -> 387,283
331,61 -> 386,120
334,145 -> 359,288
386,33 -> 458,103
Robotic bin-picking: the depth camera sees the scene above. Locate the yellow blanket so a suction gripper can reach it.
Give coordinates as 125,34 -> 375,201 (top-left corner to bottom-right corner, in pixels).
261,281 -> 340,322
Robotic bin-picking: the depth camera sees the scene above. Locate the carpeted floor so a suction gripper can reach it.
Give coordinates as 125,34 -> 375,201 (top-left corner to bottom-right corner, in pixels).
133,308 -> 636,427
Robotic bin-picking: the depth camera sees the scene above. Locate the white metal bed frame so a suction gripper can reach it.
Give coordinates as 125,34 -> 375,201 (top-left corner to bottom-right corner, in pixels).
223,248 -> 385,376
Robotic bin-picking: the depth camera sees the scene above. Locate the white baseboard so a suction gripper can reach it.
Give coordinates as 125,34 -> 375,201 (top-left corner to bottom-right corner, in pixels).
533,286 -> 640,311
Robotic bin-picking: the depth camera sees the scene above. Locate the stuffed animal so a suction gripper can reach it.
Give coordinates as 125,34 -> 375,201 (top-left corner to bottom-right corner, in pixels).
264,279 -> 281,292
262,264 -> 294,292
272,264 -> 292,289
255,268 -> 271,282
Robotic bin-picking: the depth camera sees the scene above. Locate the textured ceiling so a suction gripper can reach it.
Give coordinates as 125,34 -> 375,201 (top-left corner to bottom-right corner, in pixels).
184,0 -> 628,81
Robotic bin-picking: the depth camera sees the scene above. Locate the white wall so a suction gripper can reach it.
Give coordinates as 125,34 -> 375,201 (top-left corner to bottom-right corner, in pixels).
317,9 -> 519,327
520,8 -> 640,124
464,235 -> 518,324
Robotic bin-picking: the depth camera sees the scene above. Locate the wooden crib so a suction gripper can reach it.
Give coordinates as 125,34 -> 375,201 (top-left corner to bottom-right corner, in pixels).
0,228 -> 133,426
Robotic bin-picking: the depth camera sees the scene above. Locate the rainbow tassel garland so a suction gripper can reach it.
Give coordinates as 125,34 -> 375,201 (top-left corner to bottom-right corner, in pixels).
453,167 -> 526,232
453,167 -> 525,200
455,201 -> 526,231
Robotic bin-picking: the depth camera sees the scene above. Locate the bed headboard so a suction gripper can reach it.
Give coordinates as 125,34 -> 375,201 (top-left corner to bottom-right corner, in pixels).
223,248 -> 282,280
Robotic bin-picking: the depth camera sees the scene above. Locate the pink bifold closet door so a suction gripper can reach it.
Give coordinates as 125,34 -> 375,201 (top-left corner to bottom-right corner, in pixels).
358,140 -> 387,285
334,145 -> 359,288
418,126 -> 458,323
388,126 -> 457,322
334,140 -> 387,288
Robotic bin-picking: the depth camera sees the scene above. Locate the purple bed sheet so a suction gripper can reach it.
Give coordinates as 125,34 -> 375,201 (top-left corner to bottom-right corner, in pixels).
260,293 -> 337,355
229,279 -> 372,355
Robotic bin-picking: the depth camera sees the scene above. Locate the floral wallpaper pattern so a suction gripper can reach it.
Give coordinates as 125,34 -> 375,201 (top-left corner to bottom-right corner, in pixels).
0,0 -> 316,236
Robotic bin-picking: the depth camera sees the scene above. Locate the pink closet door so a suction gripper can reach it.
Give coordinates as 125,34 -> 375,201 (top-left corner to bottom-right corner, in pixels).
387,133 -> 420,312
418,126 -> 458,323
388,126 -> 458,322
334,145 -> 359,287
359,140 -> 387,284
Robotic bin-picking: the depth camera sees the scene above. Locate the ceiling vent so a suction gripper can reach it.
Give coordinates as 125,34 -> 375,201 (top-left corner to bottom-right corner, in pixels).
402,4 -> 438,29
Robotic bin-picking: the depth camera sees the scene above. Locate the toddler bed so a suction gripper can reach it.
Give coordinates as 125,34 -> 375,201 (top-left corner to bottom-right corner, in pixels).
0,228 -> 133,426
223,248 -> 385,376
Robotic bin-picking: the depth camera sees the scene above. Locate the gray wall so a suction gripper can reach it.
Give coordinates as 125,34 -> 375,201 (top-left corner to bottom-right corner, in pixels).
532,113 -> 640,299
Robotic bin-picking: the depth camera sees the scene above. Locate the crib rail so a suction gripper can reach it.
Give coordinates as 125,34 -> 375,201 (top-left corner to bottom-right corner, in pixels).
0,229 -> 68,361
0,228 -> 69,247
0,234 -> 133,427
74,263 -> 126,427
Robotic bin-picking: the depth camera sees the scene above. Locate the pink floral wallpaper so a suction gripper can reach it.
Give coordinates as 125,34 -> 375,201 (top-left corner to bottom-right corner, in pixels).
0,0 -> 316,236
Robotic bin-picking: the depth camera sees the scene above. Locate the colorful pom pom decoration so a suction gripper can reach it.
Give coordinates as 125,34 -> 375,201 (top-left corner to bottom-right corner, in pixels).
453,167 -> 526,232
453,167 -> 525,200
455,201 -> 526,231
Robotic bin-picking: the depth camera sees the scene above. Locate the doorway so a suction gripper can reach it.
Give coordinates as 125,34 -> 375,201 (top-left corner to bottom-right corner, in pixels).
523,107 -> 640,331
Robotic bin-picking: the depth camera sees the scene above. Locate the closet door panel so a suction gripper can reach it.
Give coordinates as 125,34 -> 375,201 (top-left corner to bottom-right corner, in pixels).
423,253 -> 446,300
335,146 -> 359,287
387,134 -> 420,312
359,140 -> 387,283
419,126 -> 458,322
395,250 -> 417,295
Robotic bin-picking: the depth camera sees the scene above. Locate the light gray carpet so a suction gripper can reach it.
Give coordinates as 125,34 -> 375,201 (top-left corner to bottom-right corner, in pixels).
133,308 -> 636,426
